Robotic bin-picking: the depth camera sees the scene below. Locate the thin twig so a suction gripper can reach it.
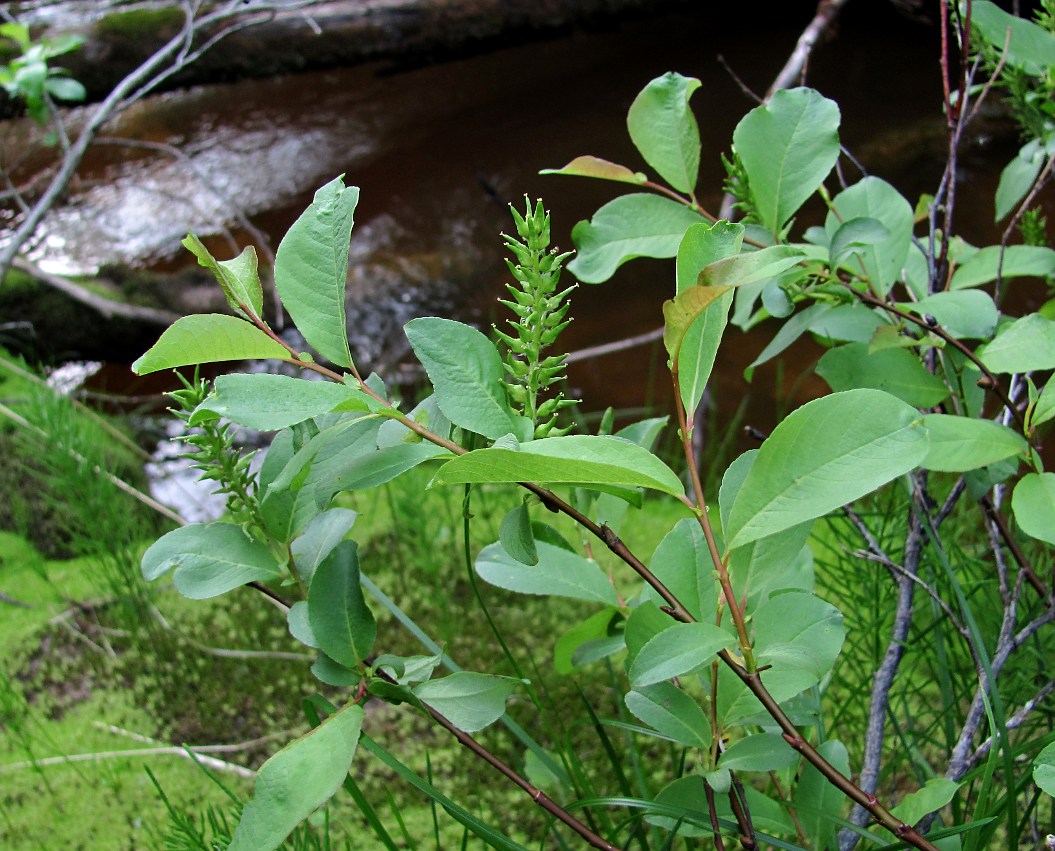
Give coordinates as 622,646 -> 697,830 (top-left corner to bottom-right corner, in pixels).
564,327 -> 664,365
765,0 -> 852,98
840,498 -> 924,850
970,677 -> 1055,762
0,746 -> 254,778
10,257 -> 181,326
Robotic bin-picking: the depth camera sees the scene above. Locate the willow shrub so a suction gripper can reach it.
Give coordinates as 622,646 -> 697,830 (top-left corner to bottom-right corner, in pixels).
132,6 -> 1055,848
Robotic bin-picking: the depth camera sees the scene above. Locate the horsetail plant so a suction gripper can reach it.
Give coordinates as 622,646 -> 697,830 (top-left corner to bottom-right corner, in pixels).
495,198 -> 577,438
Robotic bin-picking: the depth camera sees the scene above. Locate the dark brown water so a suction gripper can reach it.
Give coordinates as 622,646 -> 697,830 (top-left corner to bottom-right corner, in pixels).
8,4 -> 1044,438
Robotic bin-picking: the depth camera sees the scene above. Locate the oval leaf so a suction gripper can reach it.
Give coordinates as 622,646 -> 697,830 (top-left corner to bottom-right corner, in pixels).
308,541 -> 376,668
726,389 -> 927,549
895,290 -> 998,340
413,672 -> 519,733
979,314 -> 1055,373
432,435 -> 684,497
625,682 -> 712,750
733,88 -> 841,236
920,414 -> 1027,473
1033,740 -> 1055,796
816,343 -> 950,407
140,522 -> 283,599
132,314 -> 289,375
825,177 -> 913,294
291,507 -> 358,586
229,703 -> 364,851
195,373 -> 372,430
498,501 -> 538,566
719,733 -> 797,772
404,317 -> 518,440
950,245 -> 1055,290
627,621 -> 734,688
476,541 -> 619,606
676,221 -> 745,294
626,72 -> 702,193
568,194 -> 705,284
1013,472 -> 1055,546
540,155 -> 647,185
274,176 -> 358,368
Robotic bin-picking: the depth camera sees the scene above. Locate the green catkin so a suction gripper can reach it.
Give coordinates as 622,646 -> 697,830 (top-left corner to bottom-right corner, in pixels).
496,198 -> 578,439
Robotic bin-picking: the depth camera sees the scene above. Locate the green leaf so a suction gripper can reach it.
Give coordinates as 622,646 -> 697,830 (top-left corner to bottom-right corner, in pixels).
131,314 -> 289,374
567,194 -> 705,284
719,450 -> 815,607
404,317 -> 518,440
627,621 -> 734,688
733,88 -> 841,236
540,155 -> 647,185
815,343 -> 950,407
662,285 -> 732,364
725,389 -> 928,549
753,591 -> 844,700
719,733 -> 797,772
553,608 -> 624,674
890,778 -> 960,827
1013,472 -> 1055,546
311,653 -> 360,687
809,303 -> 886,343
183,234 -> 263,320
674,289 -> 733,420
794,739 -> 849,851
412,672 -> 519,732
287,601 -> 318,648
644,775 -> 712,838
747,303 -> 832,370
626,72 -> 701,193
970,0 -> 1055,74
1033,741 -> 1055,796
697,245 -> 806,289
194,373 -> 372,430
640,518 -> 719,621
291,507 -> 358,586
676,221 -> 745,294
498,501 -> 537,566
624,682 -> 711,750
475,541 -> 619,606
140,523 -> 282,599
229,703 -> 364,851
828,216 -> 890,270
433,434 -> 684,496
43,75 -> 85,103
896,290 -> 998,339
1032,380 -> 1055,429
308,541 -> 376,668
996,139 -> 1047,222
979,314 -> 1055,373
825,177 -> 913,294
273,176 -> 358,368
950,245 -> 1055,290
919,415 -> 1027,473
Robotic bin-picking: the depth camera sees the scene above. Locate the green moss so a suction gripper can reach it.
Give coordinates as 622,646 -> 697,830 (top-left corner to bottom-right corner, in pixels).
94,7 -> 185,41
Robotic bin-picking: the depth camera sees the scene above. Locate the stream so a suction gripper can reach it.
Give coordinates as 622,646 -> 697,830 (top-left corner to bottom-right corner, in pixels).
3,3 -> 1046,516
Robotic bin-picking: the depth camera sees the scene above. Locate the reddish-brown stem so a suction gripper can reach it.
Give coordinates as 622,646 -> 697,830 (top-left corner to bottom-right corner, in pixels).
672,366 -> 756,669
723,651 -> 938,850
728,774 -> 757,850
370,668 -> 616,849
283,357 -> 940,850
703,780 -> 728,851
